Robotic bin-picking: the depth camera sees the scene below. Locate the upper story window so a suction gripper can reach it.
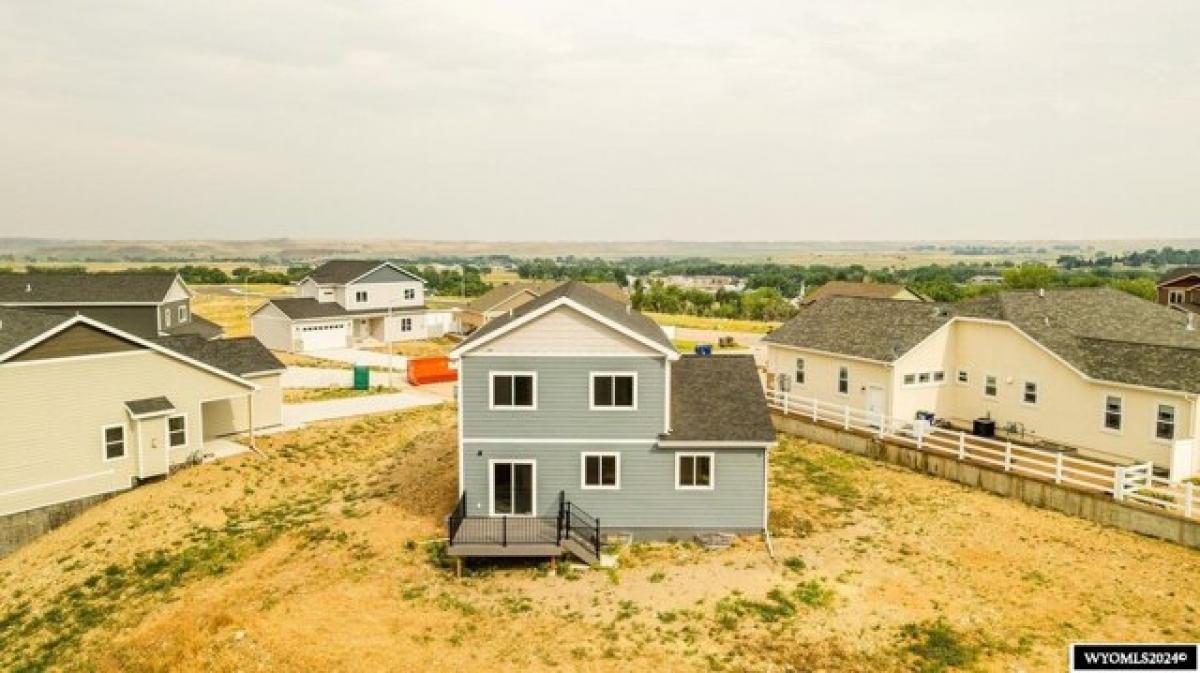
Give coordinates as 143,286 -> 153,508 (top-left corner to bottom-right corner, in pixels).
178,305 -> 188,323
1022,381 -> 1039,405
983,374 -> 998,398
404,288 -> 416,300
490,372 -> 536,409
794,358 -> 805,385
591,373 -> 636,409
1103,395 -> 1122,431
102,425 -> 126,460
163,308 -> 172,327
355,290 -> 368,303
1156,404 -> 1176,441
168,415 -> 187,447
837,366 -> 849,395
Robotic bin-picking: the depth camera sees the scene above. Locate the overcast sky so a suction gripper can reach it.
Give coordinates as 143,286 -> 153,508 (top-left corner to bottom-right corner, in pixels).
1,1 -> 1198,242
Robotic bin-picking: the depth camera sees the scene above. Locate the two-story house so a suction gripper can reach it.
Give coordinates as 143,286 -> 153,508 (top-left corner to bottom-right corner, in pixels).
1157,267 -> 1200,314
446,282 -> 776,567
0,272 -> 223,340
250,260 -> 457,352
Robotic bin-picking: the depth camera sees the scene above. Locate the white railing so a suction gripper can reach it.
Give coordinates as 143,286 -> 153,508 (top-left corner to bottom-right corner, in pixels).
765,388 -> 1200,522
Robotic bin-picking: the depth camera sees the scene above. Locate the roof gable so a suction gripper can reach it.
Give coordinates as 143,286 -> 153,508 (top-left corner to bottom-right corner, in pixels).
1158,267 -> 1200,286
7,323 -> 143,363
305,260 -> 425,286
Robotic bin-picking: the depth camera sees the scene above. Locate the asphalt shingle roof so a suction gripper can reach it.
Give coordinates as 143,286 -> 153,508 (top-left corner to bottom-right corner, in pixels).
0,273 -> 178,303
155,335 -> 284,376
162,314 -> 224,339
1158,267 -> 1200,285
0,307 -> 73,355
765,287 -> 1200,393
465,281 -> 627,313
124,396 -> 176,416
664,354 -> 776,443
305,260 -> 422,285
459,281 -> 673,352
803,281 -> 925,303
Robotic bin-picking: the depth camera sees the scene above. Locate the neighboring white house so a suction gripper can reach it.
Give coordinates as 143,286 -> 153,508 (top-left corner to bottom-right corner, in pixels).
763,288 -> 1200,479
250,260 -> 458,352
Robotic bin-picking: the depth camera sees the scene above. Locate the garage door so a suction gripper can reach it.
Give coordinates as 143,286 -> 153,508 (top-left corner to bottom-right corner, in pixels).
297,322 -> 349,351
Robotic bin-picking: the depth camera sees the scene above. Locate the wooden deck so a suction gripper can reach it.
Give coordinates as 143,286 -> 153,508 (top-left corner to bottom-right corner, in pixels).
446,517 -> 562,558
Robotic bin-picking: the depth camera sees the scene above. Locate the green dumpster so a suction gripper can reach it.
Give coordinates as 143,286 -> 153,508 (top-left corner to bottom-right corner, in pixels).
353,365 -> 370,390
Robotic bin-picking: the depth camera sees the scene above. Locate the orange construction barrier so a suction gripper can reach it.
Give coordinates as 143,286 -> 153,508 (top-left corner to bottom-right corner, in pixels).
407,356 -> 458,386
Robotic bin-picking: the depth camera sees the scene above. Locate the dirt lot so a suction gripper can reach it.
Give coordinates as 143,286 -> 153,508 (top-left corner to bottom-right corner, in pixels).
190,283 -> 295,337
1,406 -> 1197,672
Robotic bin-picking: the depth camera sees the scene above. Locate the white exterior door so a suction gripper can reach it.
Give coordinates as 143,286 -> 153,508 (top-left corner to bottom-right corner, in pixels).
298,322 -> 349,351
136,418 -> 170,479
866,386 -> 886,427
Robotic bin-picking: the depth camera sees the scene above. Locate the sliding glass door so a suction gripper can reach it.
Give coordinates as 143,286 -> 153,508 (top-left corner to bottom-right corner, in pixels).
491,460 -> 535,516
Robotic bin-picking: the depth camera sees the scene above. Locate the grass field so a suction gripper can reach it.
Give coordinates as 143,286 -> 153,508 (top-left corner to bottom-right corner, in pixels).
2,405 -> 1197,672
645,312 -> 780,334
190,284 -> 294,337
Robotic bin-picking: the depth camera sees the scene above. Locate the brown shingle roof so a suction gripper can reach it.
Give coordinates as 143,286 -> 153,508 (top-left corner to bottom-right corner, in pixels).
1158,267 -> 1200,285
155,335 -> 284,376
305,260 -> 423,285
664,354 -> 776,443
0,273 -> 178,304
465,281 -> 627,313
803,281 -> 925,304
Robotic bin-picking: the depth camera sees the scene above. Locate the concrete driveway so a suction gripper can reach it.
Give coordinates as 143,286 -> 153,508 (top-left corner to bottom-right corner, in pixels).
281,367 -> 353,388
279,389 -> 447,428
309,348 -> 408,371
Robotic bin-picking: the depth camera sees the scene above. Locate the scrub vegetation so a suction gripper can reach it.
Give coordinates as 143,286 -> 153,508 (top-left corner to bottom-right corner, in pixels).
1,407 -> 1197,672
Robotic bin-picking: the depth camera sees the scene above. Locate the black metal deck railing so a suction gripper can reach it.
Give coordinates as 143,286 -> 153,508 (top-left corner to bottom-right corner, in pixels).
447,491 -> 600,559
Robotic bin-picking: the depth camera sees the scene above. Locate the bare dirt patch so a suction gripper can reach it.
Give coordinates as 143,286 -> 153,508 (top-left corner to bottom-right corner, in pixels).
1,413 -> 1197,672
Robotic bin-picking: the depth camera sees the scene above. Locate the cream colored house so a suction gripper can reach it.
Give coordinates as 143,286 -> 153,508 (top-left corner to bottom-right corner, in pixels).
0,308 -> 283,518
763,289 -> 1200,478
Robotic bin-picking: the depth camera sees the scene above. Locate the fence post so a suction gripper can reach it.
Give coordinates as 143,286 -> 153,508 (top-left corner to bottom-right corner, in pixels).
1186,482 -> 1195,518
957,432 -> 966,461
1004,441 -> 1012,472
782,391 -> 789,416
843,405 -> 850,430
1113,467 -> 1126,501
811,398 -> 818,422
877,416 -> 886,438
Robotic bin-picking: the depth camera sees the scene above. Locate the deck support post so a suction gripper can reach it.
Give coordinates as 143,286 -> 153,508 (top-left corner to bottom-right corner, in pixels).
550,557 -> 557,574
1055,453 -> 1064,484
455,557 -> 463,578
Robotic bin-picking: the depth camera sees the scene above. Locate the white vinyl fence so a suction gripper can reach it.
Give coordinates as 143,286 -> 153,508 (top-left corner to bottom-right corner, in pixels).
765,389 -> 1200,522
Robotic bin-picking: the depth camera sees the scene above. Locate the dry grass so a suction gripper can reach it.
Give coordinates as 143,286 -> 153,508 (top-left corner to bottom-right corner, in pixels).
2,412 -> 1198,672
645,312 -> 780,334
282,386 -> 400,404
271,351 -> 353,370
364,337 -> 456,359
190,284 -> 294,337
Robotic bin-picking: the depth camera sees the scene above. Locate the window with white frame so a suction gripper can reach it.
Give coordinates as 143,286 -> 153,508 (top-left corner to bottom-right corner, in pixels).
582,453 -> 620,489
163,308 -> 172,327
1156,404 -> 1176,440
918,372 -> 930,384
676,453 -> 713,490
1022,381 -> 1039,405
103,425 -> 126,460
903,374 -> 916,385
1103,395 -> 1122,431
400,317 -> 413,332
957,369 -> 969,384
355,290 -> 368,303
178,305 -> 188,322
837,366 -> 849,395
983,374 -> 998,398
932,371 -> 945,382
902,370 -> 946,387
490,372 -> 536,408
1168,289 -> 1185,305
591,373 -> 636,409
404,288 -> 416,300
794,358 -> 806,385
167,415 -> 187,447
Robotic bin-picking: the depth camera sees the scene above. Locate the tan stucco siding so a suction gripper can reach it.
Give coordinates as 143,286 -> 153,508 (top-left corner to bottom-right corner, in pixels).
0,350 -> 252,516
891,323 -> 955,421
949,321 -> 1194,466
764,344 -> 892,413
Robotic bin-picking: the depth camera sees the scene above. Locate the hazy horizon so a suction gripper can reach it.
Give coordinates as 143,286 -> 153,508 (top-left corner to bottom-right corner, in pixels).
3,2 -> 1198,241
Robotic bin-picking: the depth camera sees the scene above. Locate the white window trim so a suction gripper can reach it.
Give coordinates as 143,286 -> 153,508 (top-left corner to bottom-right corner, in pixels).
589,371 -> 639,411
1101,393 -> 1124,435
1168,289 -> 1185,305
835,366 -> 850,397
488,459 -> 537,517
901,370 -> 947,389
956,369 -> 969,386
355,290 -> 369,303
1152,401 -> 1177,444
1020,379 -> 1040,407
580,452 -> 621,490
793,357 -> 806,387
404,288 -> 416,300
167,413 -> 188,448
178,305 -> 188,322
982,373 -> 999,399
101,424 -> 127,462
675,452 -> 715,491
400,317 -> 413,332
163,308 -> 172,328
488,371 -> 538,410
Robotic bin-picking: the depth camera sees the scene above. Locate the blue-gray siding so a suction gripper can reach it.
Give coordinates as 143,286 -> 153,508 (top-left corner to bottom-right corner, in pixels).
460,356 -> 666,439
461,441 -> 766,530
